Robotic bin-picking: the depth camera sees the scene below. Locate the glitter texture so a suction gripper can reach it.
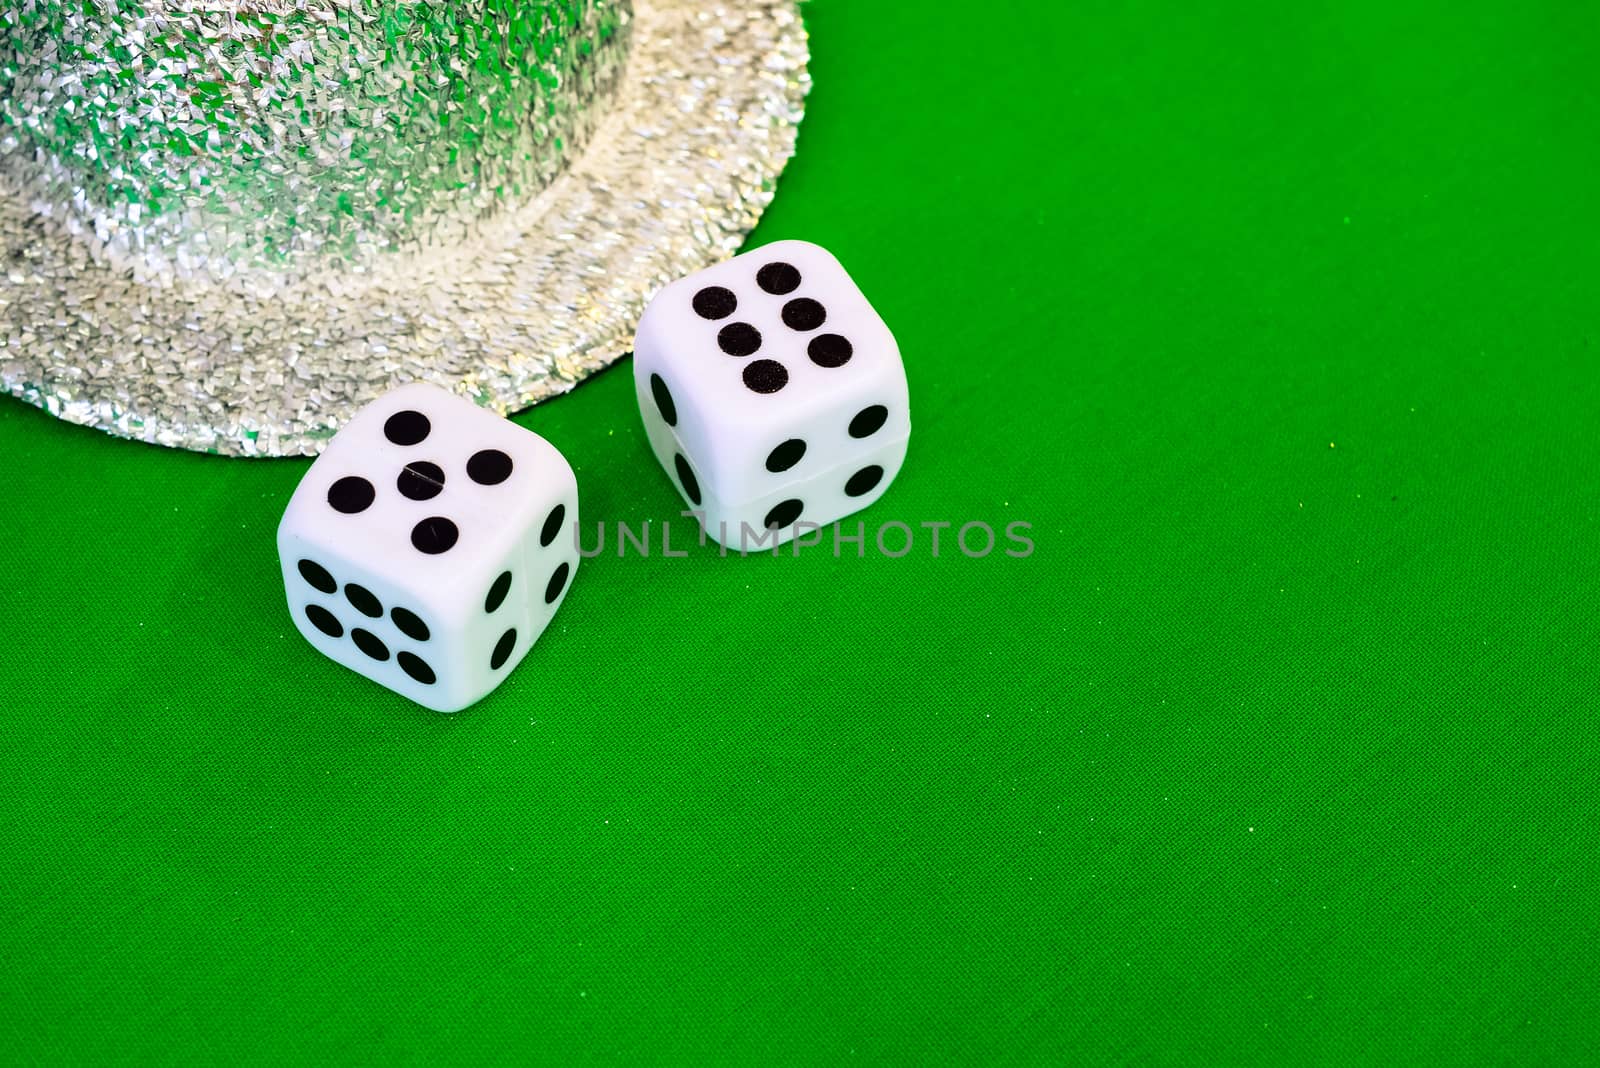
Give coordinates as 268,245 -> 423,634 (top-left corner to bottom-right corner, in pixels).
0,0 -> 810,455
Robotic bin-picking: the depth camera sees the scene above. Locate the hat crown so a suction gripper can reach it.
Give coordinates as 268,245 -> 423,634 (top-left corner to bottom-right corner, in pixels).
0,0 -> 631,281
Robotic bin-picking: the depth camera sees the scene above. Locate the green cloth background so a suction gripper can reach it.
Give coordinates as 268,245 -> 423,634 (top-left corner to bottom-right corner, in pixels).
3,1 -> 1597,1061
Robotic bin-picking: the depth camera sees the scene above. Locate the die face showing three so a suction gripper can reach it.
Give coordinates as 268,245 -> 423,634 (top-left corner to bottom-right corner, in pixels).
634,240 -> 911,546
277,383 -> 579,713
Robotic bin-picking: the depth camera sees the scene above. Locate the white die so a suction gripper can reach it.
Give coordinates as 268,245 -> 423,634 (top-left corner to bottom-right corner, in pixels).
277,383 -> 579,712
633,240 -> 910,548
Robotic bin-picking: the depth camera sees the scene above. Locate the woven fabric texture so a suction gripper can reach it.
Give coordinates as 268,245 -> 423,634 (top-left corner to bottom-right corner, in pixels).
2,1 -> 1597,1061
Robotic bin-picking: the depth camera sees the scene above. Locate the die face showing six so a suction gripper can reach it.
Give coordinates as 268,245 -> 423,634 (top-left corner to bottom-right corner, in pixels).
277,383 -> 579,713
279,243 -> 906,707
280,544 -> 523,712
634,240 -> 911,522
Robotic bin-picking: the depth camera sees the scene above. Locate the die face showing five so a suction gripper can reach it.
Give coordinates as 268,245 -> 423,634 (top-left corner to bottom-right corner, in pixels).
277,383 -> 579,712
277,242 -> 906,710
634,240 -> 910,545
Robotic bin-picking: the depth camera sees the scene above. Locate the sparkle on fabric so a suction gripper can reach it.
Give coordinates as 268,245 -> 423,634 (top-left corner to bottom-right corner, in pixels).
0,1 -> 811,456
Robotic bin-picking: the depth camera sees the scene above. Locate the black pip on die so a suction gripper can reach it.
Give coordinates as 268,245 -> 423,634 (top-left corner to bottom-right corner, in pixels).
634,240 -> 910,548
277,384 -> 579,712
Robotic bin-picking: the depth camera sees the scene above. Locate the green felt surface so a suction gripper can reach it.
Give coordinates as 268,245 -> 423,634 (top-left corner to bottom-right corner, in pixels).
3,1 -> 1598,1061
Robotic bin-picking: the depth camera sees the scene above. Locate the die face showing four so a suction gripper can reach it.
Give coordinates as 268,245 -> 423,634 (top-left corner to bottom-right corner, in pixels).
633,240 -> 911,546
277,383 -> 579,713
646,418 -> 911,549
277,242 -> 906,710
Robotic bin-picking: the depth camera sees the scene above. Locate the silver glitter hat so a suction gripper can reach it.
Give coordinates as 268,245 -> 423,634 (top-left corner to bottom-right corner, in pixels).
0,1 -> 808,456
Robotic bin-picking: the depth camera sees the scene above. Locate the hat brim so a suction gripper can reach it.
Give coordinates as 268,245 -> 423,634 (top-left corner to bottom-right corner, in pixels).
0,1 -> 809,457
